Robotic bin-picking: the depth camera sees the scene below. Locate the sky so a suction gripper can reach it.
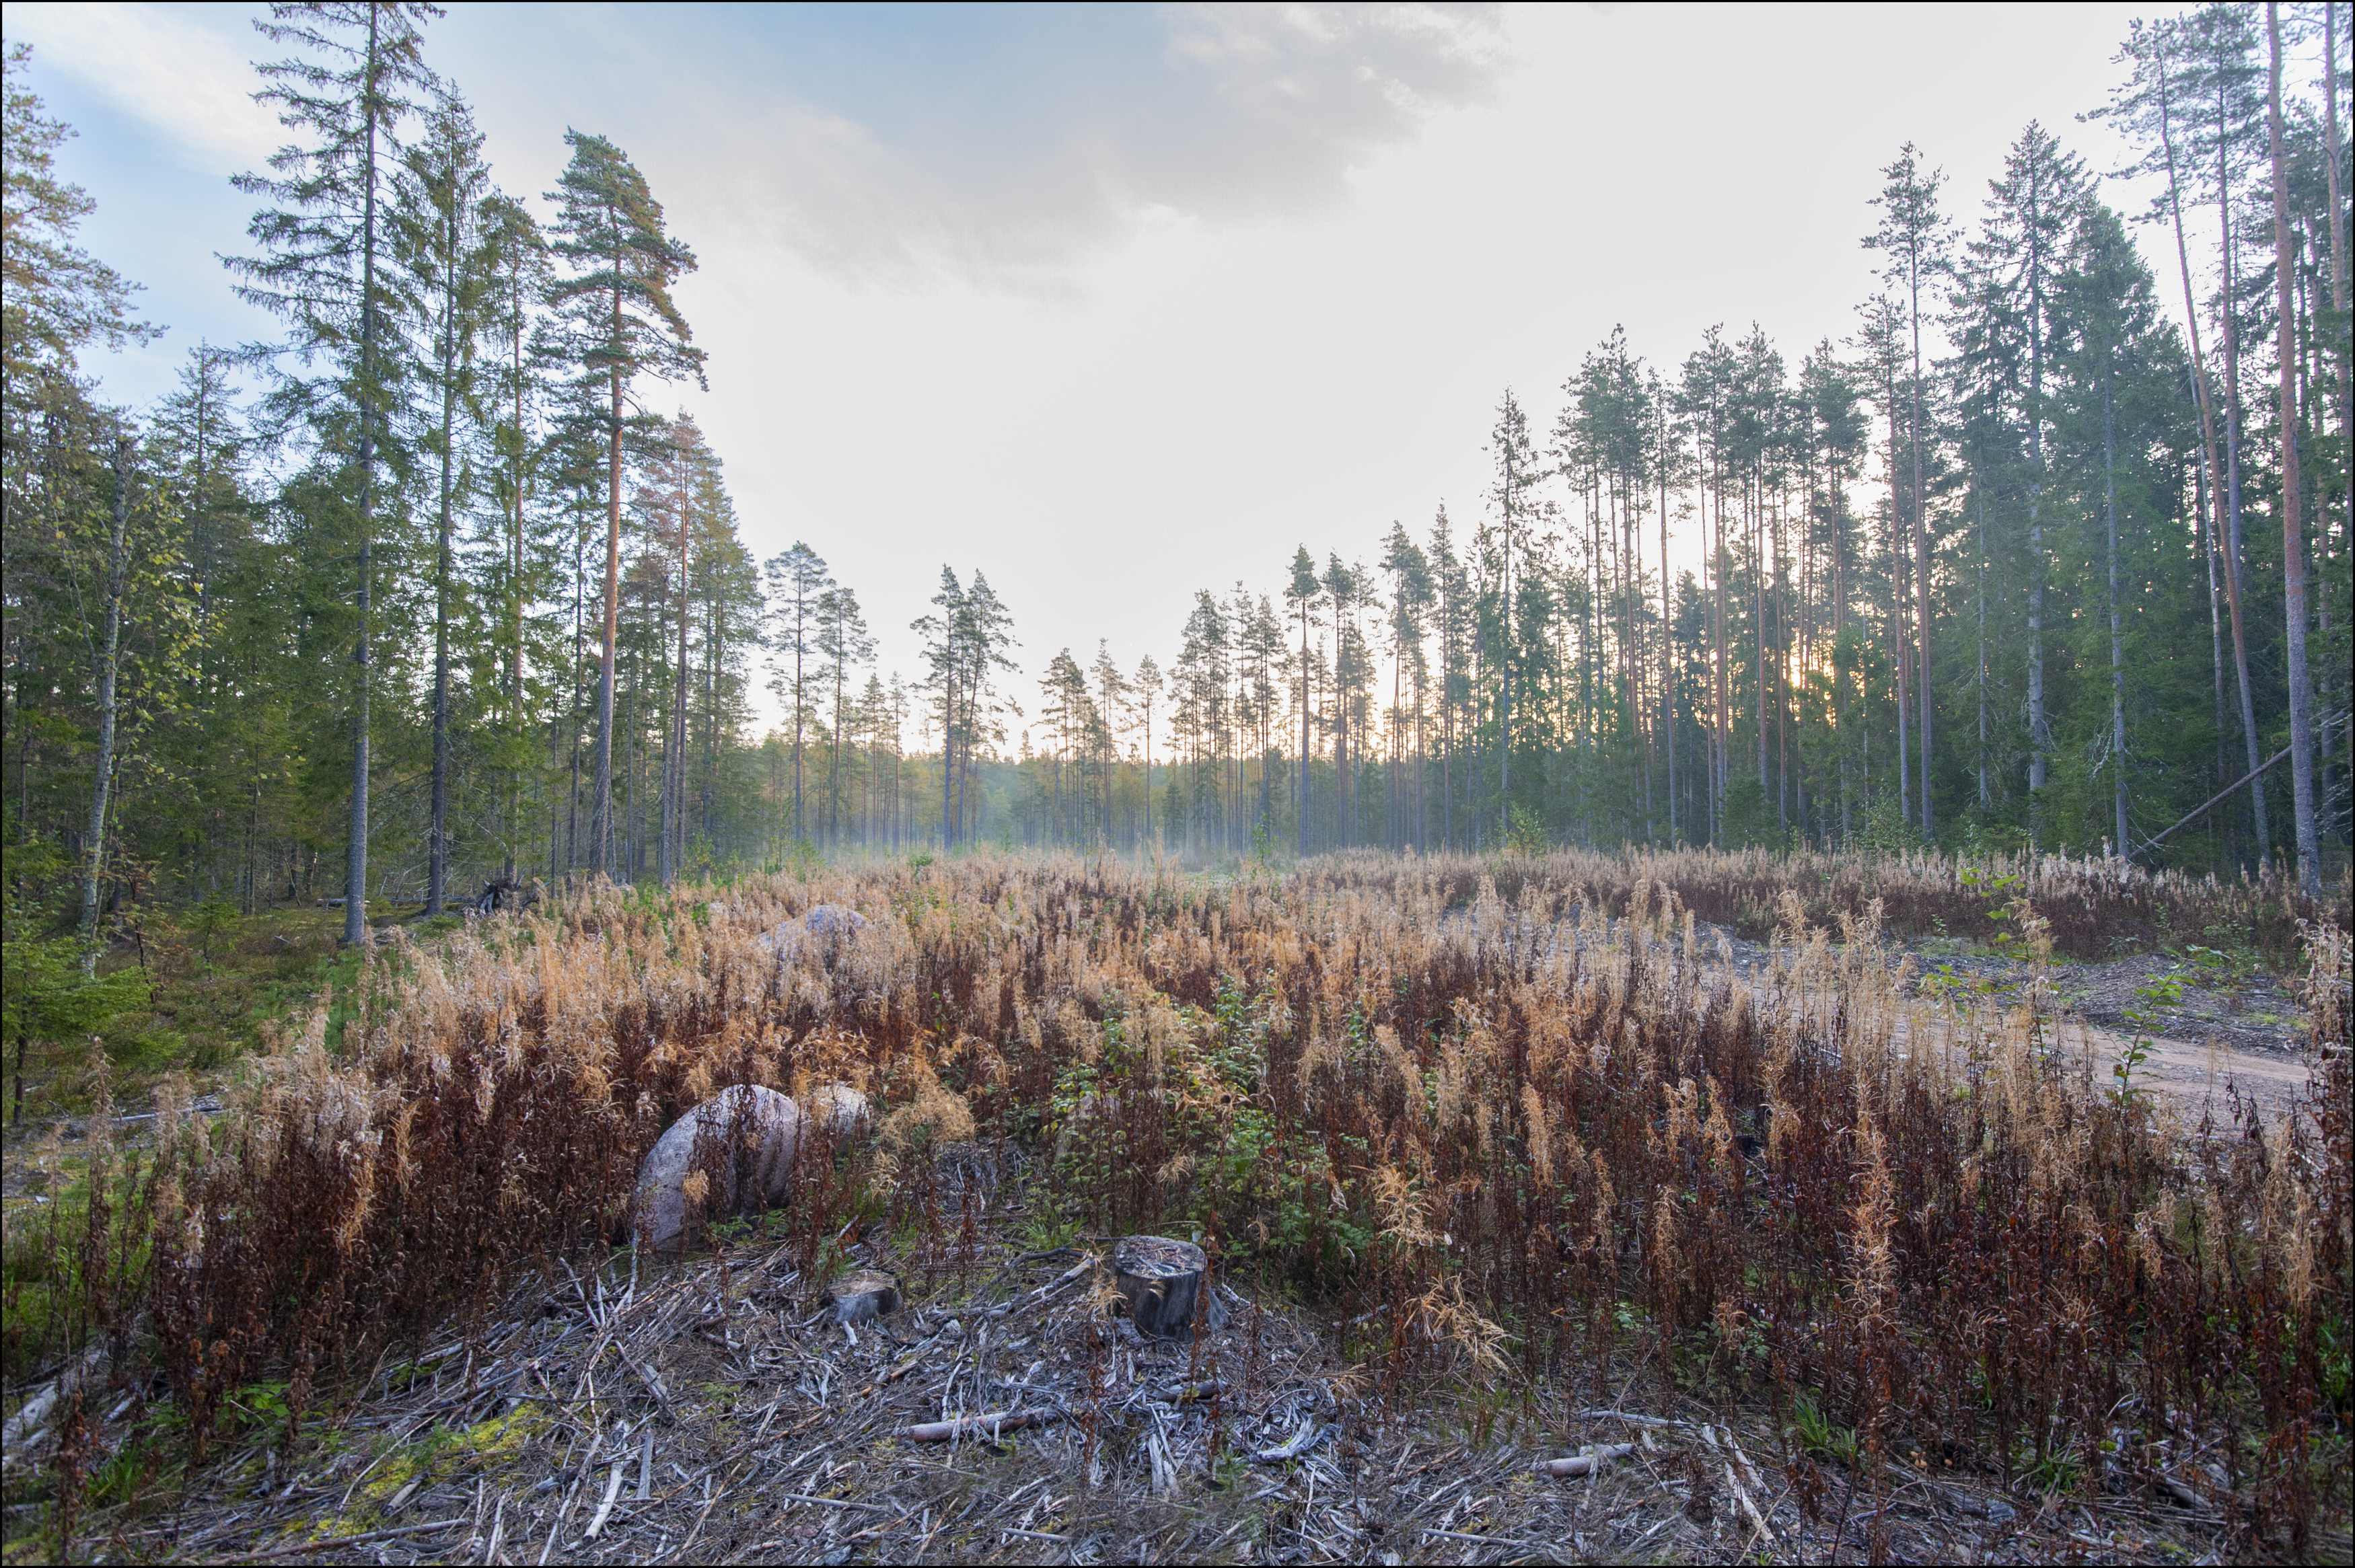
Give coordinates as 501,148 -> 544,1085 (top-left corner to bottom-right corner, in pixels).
9,1 -> 2204,746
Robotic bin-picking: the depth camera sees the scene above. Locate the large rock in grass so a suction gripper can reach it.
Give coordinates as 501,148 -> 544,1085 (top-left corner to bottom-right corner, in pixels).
805,903 -> 868,938
633,1085 -> 801,1253
812,1082 -> 871,1135
758,904 -> 871,961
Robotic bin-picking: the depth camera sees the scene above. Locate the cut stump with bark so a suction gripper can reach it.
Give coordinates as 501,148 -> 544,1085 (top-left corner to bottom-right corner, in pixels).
827,1269 -> 900,1327
1112,1235 -> 1206,1339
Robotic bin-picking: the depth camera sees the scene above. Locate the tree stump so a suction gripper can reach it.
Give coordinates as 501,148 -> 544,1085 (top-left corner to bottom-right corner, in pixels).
826,1269 -> 900,1329
1112,1236 -> 1207,1339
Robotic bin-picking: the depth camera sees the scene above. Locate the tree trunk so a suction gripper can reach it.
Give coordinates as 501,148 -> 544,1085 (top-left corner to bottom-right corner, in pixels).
1976,477 -> 1988,811
2328,2 -> 2352,811
2024,145 -> 2052,825
2105,375 -> 2128,856
507,278 -> 526,886
346,8 -> 381,946
2218,77 -> 2270,860
1297,607 -> 1311,855
666,438 -> 690,886
2268,3 -> 2320,895
427,300 -> 457,917
1910,271 -> 1933,840
1661,444 -> 1675,843
1113,1236 -> 1208,1339
80,435 -> 133,971
1885,390 -> 1911,830
593,321 -> 623,877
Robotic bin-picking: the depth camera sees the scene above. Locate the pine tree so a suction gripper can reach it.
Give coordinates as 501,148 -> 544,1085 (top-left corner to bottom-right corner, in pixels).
763,543 -> 830,846
1,45 -> 153,391
1867,143 -> 1953,839
816,584 -> 871,848
2267,0 -> 2321,894
1284,546 -> 1319,854
545,129 -> 702,878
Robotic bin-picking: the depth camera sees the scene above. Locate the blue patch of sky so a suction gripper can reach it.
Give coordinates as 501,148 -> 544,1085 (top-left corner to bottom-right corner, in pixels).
15,53 -> 269,408
28,2 -> 1217,404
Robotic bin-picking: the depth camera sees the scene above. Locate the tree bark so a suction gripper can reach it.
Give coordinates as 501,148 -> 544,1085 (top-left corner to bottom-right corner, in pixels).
2268,3 -> 2320,895
80,434 -> 133,970
2217,68 -> 2270,860
2105,373 -> 2128,857
593,298 -> 622,878
427,249 -> 458,917
345,7 -> 382,946
1113,1236 -> 1208,1339
1910,257 -> 1933,841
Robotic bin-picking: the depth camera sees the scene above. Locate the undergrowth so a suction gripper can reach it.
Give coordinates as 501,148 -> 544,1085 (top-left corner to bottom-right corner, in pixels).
2,849 -> 2348,1559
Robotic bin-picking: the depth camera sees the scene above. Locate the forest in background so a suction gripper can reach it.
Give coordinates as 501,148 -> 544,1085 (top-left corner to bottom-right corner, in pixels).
4,3 -> 2351,958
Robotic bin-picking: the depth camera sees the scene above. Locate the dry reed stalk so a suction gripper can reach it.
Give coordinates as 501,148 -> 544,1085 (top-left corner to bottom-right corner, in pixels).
5,849 -> 2346,1558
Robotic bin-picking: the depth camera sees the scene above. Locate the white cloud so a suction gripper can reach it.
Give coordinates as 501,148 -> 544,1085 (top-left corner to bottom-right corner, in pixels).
7,2 -> 277,174
636,2 -> 1511,295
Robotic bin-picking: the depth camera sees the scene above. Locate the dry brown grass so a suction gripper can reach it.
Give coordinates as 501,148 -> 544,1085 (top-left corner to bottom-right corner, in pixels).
3,849 -> 2348,1560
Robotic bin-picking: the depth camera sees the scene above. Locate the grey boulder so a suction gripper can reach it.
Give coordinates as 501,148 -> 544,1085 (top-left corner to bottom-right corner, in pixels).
811,1082 -> 870,1135
757,903 -> 872,958
804,903 -> 869,937
632,1084 -> 801,1253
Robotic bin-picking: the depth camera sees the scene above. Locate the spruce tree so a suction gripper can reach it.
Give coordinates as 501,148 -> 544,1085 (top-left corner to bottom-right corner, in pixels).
394,88 -> 500,914
229,1 -> 436,944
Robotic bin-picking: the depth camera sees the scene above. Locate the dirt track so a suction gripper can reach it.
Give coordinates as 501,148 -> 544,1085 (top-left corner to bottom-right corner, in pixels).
1698,922 -> 2320,1129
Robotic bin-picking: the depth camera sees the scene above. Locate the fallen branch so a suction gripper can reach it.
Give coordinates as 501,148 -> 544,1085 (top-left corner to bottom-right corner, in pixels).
1250,1418 -> 1326,1463
179,1516 -> 466,1564
1,1344 -> 109,1458
1536,1442 -> 1634,1478
894,1407 -> 1058,1443
581,1459 -> 626,1540
981,1257 -> 1097,1320
778,1491 -> 897,1514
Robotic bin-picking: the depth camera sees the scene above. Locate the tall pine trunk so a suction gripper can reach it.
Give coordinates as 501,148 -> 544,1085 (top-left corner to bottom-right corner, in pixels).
1297,606 -> 1311,855
2327,4 -> 2351,805
427,242 -> 458,917
2268,3 -> 2320,894
2157,61 -> 2241,837
505,281 -> 525,885
593,327 -> 623,877
1661,453 -> 1675,843
345,8 -> 382,946
1883,385 -> 1911,829
2217,77 -> 2270,860
665,448 -> 690,885
80,435 -> 133,971
2105,373 -> 2128,856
